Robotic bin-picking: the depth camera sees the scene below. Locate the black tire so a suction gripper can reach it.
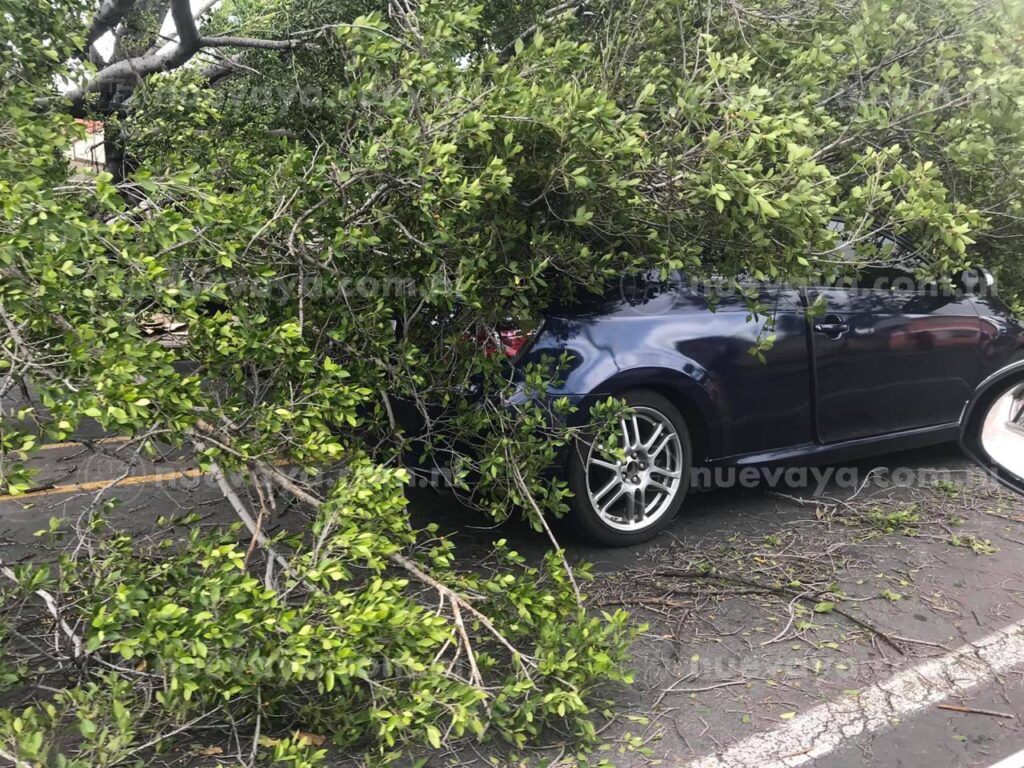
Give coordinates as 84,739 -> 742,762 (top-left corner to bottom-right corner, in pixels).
566,388 -> 691,546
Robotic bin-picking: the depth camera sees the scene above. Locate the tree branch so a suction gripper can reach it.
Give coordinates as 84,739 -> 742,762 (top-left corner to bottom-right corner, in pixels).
198,35 -> 318,51
498,1 -> 587,63
249,456 -> 539,670
206,459 -> 291,573
0,746 -> 32,768
185,418 -> 540,673
0,559 -> 86,663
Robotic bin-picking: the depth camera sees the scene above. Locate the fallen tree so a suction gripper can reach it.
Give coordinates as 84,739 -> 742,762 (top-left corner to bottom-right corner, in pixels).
2,0 -> 1024,763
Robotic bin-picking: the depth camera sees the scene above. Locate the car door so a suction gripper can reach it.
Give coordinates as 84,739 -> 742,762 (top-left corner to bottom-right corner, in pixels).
807,255 -> 984,444
691,278 -> 815,455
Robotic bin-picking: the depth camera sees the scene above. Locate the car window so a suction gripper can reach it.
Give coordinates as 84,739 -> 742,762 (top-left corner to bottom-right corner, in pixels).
816,225 -> 922,292
856,265 -> 919,293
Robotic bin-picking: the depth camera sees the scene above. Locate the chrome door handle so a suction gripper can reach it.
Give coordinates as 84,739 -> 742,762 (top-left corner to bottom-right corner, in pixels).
813,315 -> 850,338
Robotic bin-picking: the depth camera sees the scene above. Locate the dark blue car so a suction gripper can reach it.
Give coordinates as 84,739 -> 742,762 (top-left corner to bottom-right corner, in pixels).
508,264 -> 1024,545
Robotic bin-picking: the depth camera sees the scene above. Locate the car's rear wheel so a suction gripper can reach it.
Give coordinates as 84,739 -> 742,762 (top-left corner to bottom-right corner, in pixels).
567,389 -> 691,546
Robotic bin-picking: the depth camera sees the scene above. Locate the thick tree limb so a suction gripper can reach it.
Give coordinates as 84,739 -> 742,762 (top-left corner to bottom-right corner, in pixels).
165,0 -> 200,63
82,0 -> 136,54
61,0 -> 200,105
143,0 -> 221,55
57,0 -> 315,113
199,34 -> 317,51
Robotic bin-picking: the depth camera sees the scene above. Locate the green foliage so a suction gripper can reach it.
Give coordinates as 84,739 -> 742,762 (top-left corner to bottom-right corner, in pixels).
0,469 -> 634,764
585,0 -> 1024,292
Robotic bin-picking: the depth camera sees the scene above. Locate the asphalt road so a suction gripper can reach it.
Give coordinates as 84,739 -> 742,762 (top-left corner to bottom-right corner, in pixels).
3,433 -> 1024,767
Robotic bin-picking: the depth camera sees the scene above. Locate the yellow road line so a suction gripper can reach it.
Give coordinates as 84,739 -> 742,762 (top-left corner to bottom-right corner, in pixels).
36,435 -> 134,451
0,467 -> 204,502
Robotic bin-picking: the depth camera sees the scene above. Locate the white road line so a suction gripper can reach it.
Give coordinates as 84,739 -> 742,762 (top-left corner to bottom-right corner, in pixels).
988,747 -> 1024,768
685,619 -> 1024,768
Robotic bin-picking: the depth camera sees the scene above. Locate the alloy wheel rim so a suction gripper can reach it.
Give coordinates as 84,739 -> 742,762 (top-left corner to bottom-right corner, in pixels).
585,406 -> 684,532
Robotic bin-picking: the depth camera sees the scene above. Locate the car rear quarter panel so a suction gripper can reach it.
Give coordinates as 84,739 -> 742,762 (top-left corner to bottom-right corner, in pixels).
973,294 -> 1024,370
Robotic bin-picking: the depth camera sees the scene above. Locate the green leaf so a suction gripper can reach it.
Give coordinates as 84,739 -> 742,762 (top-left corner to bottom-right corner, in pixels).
425,725 -> 441,749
